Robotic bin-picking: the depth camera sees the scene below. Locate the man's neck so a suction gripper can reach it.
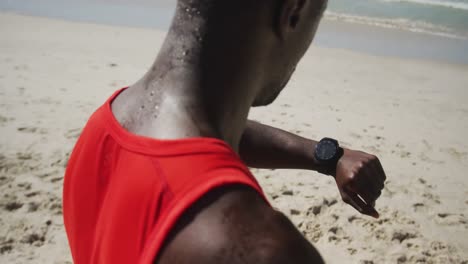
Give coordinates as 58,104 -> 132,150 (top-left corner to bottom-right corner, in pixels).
126,75 -> 251,152
112,42 -> 257,153
111,4 -> 268,152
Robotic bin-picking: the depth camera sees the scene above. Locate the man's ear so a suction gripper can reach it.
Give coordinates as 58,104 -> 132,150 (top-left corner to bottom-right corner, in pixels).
275,0 -> 307,39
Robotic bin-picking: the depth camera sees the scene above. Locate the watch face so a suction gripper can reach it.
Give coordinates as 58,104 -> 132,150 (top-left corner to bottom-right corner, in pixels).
317,140 -> 338,161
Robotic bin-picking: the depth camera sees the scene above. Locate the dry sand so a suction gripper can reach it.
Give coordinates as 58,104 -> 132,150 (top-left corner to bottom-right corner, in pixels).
1,13 -> 467,263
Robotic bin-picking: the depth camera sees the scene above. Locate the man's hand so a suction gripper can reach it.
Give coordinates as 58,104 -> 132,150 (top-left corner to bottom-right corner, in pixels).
239,121 -> 387,219
334,149 -> 386,218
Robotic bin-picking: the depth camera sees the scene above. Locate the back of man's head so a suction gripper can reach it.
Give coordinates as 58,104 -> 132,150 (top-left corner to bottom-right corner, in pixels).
166,0 -> 327,106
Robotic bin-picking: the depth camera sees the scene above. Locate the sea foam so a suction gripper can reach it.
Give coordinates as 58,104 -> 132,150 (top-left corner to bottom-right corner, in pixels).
379,0 -> 468,11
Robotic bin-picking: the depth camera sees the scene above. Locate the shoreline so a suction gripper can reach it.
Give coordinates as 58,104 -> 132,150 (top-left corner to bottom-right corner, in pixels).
1,1 -> 468,65
316,19 -> 468,66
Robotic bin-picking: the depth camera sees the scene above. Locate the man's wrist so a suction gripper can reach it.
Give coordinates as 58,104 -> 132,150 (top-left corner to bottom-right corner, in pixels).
312,138 -> 344,176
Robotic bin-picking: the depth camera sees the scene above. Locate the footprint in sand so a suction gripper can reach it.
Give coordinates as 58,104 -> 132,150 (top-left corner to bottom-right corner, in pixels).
302,223 -> 323,243
347,207 -> 463,262
301,199 -> 341,243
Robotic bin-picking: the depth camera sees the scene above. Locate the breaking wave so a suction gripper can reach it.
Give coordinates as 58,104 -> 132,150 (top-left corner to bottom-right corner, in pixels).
379,0 -> 468,11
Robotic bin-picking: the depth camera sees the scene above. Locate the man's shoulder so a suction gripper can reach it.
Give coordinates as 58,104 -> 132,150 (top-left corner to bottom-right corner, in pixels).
156,185 -> 324,264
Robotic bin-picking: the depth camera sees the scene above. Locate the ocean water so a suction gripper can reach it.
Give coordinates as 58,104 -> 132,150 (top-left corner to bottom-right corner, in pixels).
1,0 -> 467,64
326,0 -> 468,39
0,0 -> 176,29
1,0 -> 467,39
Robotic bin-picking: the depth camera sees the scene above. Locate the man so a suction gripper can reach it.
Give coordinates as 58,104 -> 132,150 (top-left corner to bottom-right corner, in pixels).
63,0 -> 386,263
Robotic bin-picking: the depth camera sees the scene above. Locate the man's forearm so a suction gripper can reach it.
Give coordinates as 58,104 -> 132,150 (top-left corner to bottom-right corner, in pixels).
240,120 -> 387,218
239,120 -> 322,171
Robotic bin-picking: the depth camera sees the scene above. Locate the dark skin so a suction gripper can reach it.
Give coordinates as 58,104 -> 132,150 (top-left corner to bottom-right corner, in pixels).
111,0 -> 386,262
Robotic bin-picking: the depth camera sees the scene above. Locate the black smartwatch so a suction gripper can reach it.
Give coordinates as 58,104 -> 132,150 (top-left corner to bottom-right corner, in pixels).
314,138 -> 343,167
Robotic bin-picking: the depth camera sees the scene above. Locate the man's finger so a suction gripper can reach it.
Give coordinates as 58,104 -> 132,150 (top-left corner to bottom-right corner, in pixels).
370,158 -> 387,182
347,176 -> 378,206
363,169 -> 383,200
367,165 -> 385,190
344,190 -> 379,219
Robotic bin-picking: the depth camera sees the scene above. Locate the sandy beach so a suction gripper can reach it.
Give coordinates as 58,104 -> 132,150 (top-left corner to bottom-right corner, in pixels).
0,13 -> 467,263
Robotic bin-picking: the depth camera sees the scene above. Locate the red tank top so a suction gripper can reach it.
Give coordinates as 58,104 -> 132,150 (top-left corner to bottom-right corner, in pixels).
63,89 -> 268,263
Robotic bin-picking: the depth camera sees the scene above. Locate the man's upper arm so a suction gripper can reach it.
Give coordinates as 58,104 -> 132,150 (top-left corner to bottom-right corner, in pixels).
156,185 -> 324,264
